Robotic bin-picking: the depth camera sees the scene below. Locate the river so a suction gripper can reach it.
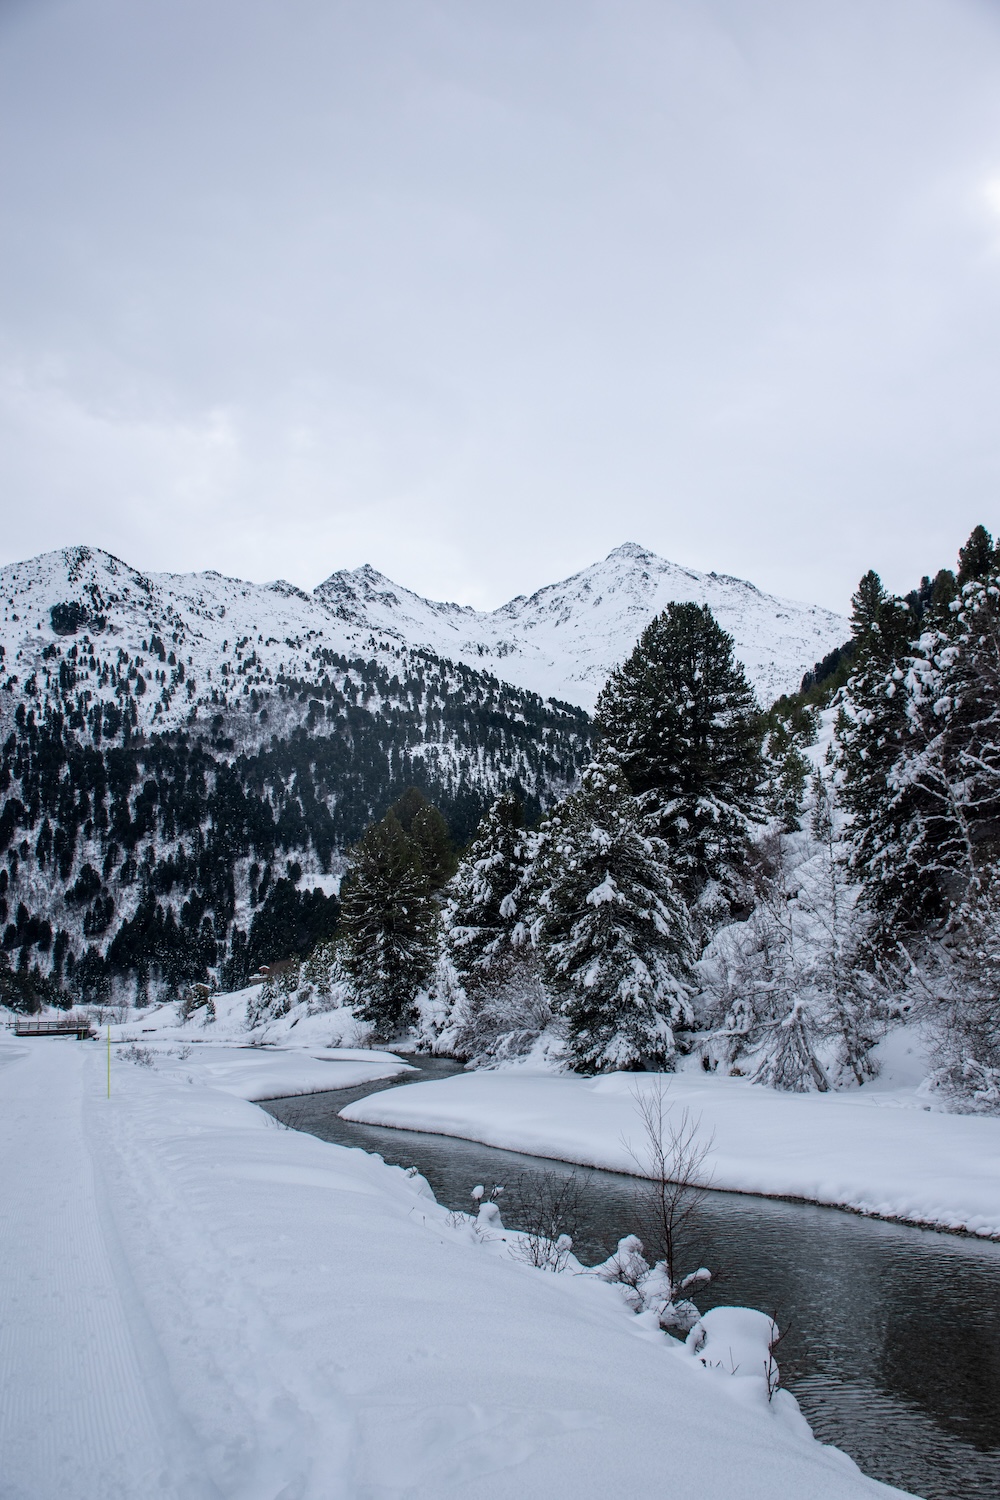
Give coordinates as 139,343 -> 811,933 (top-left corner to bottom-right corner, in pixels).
260,1058 -> 1000,1499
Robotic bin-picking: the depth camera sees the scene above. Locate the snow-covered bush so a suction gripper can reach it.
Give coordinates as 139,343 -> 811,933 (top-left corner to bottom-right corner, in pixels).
591,1235 -> 707,1333
506,1170 -> 590,1273
116,1042 -> 155,1067
438,952 -> 553,1068
686,1307 -> 782,1397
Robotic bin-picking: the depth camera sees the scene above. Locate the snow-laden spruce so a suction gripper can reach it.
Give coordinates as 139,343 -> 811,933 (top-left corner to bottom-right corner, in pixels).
532,763 -> 696,1071
833,536 -> 1000,1112
339,812 -> 437,1039
594,601 -> 766,929
430,793 -> 552,1067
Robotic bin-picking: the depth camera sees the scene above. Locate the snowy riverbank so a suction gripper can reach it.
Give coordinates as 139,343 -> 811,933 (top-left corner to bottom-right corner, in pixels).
0,1032 -> 909,1499
342,1066 -> 1000,1239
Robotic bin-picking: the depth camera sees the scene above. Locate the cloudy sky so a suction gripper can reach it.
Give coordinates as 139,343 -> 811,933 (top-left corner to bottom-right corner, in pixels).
2,0 -> 1000,613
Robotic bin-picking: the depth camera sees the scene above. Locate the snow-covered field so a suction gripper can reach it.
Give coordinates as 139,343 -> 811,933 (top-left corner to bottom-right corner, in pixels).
109,985 -> 410,1099
342,1056 -> 1000,1240
0,1032 -> 909,1499
120,1043 -> 412,1100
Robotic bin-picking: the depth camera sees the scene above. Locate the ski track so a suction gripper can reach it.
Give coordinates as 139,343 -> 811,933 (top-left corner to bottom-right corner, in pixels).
0,1041 -> 174,1500
0,1040 -> 354,1500
85,1066 -> 355,1500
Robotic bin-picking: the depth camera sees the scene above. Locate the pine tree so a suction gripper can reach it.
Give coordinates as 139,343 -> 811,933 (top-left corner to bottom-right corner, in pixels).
435,794 -> 548,1064
835,570 -> 928,931
839,537 -> 1000,935
443,794 -> 529,986
593,602 -> 764,920
534,763 -> 695,1072
339,812 -> 438,1038
957,524 -> 1000,585
388,787 -> 458,890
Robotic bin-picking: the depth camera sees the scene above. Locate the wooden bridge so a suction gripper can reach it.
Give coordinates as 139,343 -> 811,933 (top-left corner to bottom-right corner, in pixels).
12,1019 -> 93,1040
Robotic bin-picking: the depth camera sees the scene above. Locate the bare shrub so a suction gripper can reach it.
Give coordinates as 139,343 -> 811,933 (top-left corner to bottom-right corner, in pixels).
603,1081 -> 715,1331
507,1169 -> 592,1272
116,1043 -> 155,1067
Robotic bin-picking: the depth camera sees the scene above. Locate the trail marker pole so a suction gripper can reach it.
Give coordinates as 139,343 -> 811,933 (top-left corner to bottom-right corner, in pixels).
107,1023 -> 110,1098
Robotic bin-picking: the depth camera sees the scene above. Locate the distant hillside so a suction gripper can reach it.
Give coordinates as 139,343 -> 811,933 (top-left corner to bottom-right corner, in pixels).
0,546 -> 588,1007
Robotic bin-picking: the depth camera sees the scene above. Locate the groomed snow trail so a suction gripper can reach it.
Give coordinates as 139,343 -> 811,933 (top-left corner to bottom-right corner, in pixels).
0,1040 -> 194,1500
0,1036 -> 911,1499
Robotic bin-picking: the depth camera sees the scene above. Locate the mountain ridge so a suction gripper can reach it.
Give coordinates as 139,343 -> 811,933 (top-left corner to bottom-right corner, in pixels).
314,541 -> 849,709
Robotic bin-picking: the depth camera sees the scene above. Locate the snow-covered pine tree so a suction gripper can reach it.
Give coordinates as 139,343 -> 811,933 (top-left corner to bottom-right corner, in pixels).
442,794 -> 528,983
533,763 -> 695,1071
593,602 -> 764,926
435,794 -> 549,1065
922,869 -> 1000,1114
339,812 -> 438,1038
760,701 -> 818,833
835,569 -> 929,932
839,537 -> 1000,937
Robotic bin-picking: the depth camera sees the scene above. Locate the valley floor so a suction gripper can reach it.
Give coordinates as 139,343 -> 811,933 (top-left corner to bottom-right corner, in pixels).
0,1032 -> 908,1500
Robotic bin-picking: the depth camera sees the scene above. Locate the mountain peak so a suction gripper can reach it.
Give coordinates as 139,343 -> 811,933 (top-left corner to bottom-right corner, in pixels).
311,543 -> 848,709
605,541 -> 656,563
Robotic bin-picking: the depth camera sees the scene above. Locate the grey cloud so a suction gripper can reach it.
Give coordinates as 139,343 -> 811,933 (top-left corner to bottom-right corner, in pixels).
2,0 -> 1000,609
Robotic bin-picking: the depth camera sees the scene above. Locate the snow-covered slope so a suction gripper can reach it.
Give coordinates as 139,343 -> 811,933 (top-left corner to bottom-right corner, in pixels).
0,544 -> 402,737
0,542 -> 846,726
316,543 -> 848,709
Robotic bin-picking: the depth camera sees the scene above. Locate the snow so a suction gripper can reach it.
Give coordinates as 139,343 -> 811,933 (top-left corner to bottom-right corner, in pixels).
128,983 -> 374,1052
316,541 -> 849,708
98,986 -> 413,1098
0,1031 -> 908,1499
341,1066 -> 1000,1239
1,541 -> 847,731
119,1043 -> 414,1101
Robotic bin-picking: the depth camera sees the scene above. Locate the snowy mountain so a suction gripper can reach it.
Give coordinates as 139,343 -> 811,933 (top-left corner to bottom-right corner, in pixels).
0,547 -> 589,1007
0,544 -> 846,739
315,542 -> 849,710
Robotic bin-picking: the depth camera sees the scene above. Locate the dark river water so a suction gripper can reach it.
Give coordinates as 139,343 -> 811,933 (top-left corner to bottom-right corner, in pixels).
260,1058 -> 1000,1500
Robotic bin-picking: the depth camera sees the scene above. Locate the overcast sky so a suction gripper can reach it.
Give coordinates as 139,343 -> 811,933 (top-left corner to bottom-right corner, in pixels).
2,0 -> 1000,614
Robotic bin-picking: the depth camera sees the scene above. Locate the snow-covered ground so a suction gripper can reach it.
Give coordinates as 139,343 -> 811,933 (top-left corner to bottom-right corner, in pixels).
0,1033 -> 908,1499
342,1049 -> 1000,1240
90,986 -> 412,1100
122,983 -> 385,1060
121,1042 -> 413,1100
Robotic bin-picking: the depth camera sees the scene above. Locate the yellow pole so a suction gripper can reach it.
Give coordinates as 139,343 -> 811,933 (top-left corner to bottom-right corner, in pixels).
107,1023 -> 110,1098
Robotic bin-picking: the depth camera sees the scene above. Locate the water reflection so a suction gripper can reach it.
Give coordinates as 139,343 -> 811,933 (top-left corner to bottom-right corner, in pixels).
261,1062 -> 1000,1499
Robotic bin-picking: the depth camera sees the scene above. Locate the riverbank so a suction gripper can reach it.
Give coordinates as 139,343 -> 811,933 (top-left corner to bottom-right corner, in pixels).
0,1032 -> 908,1499
341,1067 -> 1000,1239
